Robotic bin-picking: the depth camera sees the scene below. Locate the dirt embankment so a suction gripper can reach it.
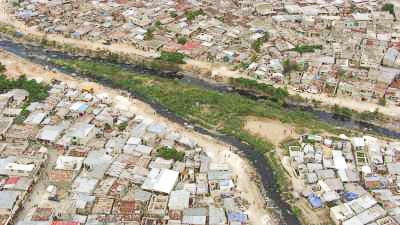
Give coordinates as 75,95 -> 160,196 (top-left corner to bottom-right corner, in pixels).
0,49 -> 277,225
0,0 -> 399,119
243,116 -> 333,225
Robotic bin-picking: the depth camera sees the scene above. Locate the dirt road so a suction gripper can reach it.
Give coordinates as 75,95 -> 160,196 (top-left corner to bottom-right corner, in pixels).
0,49 -> 277,225
0,0 -> 399,119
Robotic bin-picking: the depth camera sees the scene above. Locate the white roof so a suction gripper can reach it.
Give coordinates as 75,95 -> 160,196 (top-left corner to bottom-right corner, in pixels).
169,190 -> 190,210
346,194 -> 377,214
330,204 -> 354,222
342,216 -> 363,225
352,137 -> 365,147
55,156 -> 84,171
134,144 -> 153,155
37,124 -> 66,142
69,101 -> 89,112
332,150 -> 347,170
352,13 -> 371,21
6,163 -> 35,172
126,137 -> 141,145
24,111 -> 46,125
141,168 -> 179,194
68,123 -> 95,139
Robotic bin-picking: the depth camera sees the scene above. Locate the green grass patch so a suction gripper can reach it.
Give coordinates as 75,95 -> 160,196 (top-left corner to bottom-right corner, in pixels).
157,147 -> 185,161
292,44 -> 322,54
0,74 -> 50,123
49,58 -> 359,193
332,104 -> 353,119
157,51 -> 186,64
251,32 -> 269,52
184,9 -> 204,22
230,78 -> 288,104
280,137 -> 301,156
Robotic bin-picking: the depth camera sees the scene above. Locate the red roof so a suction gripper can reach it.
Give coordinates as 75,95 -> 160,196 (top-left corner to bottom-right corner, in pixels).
181,41 -> 200,51
6,176 -> 20,185
52,221 -> 79,225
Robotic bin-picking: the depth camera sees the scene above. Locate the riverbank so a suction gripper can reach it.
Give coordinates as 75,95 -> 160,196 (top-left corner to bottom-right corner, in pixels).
0,49 -> 281,225
0,23 -> 397,134
0,0 -> 399,121
0,45 -> 306,223
2,40 -> 399,225
0,36 -> 398,138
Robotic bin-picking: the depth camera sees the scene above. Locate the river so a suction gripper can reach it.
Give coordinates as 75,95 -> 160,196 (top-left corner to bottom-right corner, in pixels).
0,37 -> 399,225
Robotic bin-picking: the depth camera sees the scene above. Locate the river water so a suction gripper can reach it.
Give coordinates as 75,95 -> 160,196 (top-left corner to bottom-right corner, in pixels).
0,37 -> 399,225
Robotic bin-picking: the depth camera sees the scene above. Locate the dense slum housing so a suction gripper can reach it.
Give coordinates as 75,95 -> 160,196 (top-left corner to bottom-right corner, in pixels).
10,0 -> 400,105
0,83 -> 250,225
285,132 -> 400,224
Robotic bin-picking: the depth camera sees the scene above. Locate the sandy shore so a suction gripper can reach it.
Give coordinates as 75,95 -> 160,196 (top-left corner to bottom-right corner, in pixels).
0,0 -> 399,119
0,49 -> 277,225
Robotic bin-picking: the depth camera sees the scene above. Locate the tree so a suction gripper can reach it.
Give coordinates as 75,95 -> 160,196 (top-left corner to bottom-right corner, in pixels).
282,59 -> 301,84
155,20 -> 162,28
292,44 -> 322,54
117,121 -> 128,131
251,32 -> 269,53
216,16 -> 224,23
144,27 -> 154,40
184,9 -> 204,22
382,3 -> 395,16
158,51 -> 186,64
157,147 -> 185,161
0,62 -> 6,73
177,36 -> 187,45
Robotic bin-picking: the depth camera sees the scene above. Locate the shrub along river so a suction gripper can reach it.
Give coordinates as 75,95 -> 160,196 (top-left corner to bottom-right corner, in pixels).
0,37 -> 399,225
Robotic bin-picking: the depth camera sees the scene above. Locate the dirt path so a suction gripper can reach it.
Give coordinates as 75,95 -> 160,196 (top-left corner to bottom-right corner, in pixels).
244,116 -> 295,146
0,0 -> 399,119
0,49 -> 276,225
16,147 -> 75,221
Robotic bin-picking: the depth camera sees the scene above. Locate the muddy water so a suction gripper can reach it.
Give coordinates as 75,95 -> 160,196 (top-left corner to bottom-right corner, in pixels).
0,37 -> 399,225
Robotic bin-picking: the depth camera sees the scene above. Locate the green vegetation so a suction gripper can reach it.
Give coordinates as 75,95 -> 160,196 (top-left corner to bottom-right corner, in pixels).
283,59 -> 302,74
251,32 -> 270,52
283,59 -> 303,84
0,74 -> 50,124
184,9 -> 204,22
230,78 -> 288,104
332,104 -> 353,119
292,44 -> 322,54
0,75 -> 49,103
157,147 -> 185,161
216,16 -> 224,23
378,97 -> 387,106
291,206 -> 302,220
234,62 -> 250,71
382,3 -> 395,16
0,62 -> 6,73
280,137 -> 301,156
154,20 -> 162,28
117,121 -> 128,131
144,27 -> 155,40
157,51 -> 186,64
170,11 -> 178,18
177,36 -> 188,45
50,58 -> 358,194
358,109 -> 386,122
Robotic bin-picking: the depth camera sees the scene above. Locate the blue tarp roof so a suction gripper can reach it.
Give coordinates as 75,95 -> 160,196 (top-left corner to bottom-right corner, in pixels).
227,211 -> 247,223
308,194 -> 322,208
343,192 -> 358,202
